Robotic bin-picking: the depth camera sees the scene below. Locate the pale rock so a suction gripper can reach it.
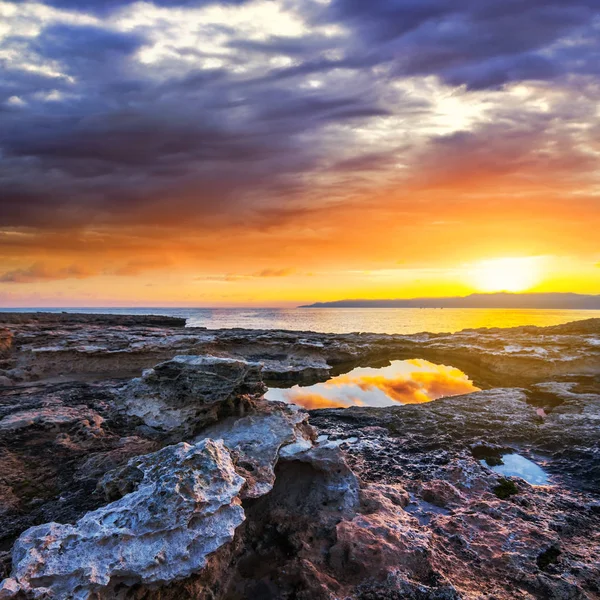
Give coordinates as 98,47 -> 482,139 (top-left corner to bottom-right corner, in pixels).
195,403 -> 314,498
5,439 -> 245,599
288,444 -> 361,514
0,406 -> 104,434
117,355 -> 266,434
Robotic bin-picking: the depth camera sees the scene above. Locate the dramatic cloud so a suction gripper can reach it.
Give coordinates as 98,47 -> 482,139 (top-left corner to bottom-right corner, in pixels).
275,359 -> 479,409
30,0 -> 250,12
333,361 -> 479,404
281,391 -> 348,410
0,0 -> 599,303
324,0 -> 600,88
0,262 -> 94,283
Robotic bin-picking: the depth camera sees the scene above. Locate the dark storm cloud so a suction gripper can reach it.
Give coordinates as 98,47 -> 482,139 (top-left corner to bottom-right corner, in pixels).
254,55 -> 382,83
0,12 -> 389,229
255,95 -> 390,122
4,111 -> 274,166
325,0 -> 600,88
33,24 -> 142,60
0,0 -> 599,237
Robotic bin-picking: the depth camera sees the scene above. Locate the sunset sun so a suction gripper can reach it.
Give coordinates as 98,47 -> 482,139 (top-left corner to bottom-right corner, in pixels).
471,257 -> 540,293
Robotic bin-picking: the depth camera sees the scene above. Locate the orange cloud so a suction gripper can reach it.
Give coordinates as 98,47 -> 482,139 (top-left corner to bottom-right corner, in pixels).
411,370 -> 480,399
1,144 -> 599,304
112,258 -> 173,276
333,363 -> 479,404
0,262 -> 94,283
0,259 -> 171,284
282,391 -> 347,410
255,268 -> 295,278
198,268 -> 295,283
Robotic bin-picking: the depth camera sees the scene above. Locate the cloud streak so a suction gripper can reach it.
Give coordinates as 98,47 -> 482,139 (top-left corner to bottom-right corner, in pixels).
333,361 -> 479,405
197,268 -> 296,282
0,263 -> 94,284
0,258 -> 172,283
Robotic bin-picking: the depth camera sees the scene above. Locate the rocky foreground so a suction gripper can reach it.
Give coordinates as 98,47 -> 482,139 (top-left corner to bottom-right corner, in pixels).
0,313 -> 599,599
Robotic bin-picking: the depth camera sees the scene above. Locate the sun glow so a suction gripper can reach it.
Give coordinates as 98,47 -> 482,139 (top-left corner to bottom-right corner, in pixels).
470,257 -> 541,293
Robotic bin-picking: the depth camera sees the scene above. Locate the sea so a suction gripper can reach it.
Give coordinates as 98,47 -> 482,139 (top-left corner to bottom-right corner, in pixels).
2,307 -> 599,335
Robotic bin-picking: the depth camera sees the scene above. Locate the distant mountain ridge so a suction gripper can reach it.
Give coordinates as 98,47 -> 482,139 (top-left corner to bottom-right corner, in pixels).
300,293 -> 600,309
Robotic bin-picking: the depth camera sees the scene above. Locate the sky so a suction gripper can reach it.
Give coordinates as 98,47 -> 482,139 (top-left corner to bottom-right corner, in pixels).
1,0 -> 599,307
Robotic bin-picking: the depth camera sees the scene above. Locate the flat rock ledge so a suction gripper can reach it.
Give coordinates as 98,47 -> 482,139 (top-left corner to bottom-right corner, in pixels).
0,315 -> 599,599
0,313 -> 186,328
2,313 -> 599,388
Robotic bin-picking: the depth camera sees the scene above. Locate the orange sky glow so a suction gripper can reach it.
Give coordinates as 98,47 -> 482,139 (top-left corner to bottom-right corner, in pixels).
2,181 -> 599,307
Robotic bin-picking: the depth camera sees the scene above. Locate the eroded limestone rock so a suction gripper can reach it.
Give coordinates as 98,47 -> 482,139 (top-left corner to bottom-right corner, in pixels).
1,315 -> 599,600
0,329 -> 12,359
195,402 -> 314,498
117,355 -> 266,435
2,439 -> 245,600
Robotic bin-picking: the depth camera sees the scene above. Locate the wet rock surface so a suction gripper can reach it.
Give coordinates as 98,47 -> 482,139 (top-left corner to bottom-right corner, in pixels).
310,386 -> 600,492
0,313 -> 598,599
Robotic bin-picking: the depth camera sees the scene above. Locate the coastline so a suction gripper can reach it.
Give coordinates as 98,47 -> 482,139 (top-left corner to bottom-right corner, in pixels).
3,306 -> 600,335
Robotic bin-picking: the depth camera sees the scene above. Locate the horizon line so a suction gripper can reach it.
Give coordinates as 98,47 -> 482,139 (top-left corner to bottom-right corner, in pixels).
2,290 -> 600,312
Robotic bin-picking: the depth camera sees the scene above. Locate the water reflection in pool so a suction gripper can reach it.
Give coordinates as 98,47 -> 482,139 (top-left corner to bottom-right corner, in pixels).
266,359 -> 480,410
481,453 -> 550,485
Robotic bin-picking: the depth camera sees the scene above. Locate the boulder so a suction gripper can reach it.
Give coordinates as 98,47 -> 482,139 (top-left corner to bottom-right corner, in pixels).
3,439 -> 245,599
195,402 -> 314,498
117,355 -> 266,435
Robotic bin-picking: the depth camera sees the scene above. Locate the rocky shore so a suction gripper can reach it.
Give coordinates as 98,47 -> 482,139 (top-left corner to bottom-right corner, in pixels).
0,313 -> 598,599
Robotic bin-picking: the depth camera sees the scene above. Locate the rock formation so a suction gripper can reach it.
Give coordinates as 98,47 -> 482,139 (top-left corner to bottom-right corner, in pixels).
0,328 -> 12,358
3,440 -> 245,599
117,355 -> 266,436
2,312 -> 598,387
0,313 -> 599,599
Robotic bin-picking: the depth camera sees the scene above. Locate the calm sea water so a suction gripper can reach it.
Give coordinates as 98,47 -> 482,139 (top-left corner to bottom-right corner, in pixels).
2,307 -> 599,335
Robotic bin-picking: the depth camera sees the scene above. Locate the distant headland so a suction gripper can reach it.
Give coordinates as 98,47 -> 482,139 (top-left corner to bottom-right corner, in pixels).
300,292 -> 600,309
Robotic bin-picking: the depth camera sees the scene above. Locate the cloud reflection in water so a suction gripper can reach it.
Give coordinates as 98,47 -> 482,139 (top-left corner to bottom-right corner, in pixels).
266,359 -> 479,410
